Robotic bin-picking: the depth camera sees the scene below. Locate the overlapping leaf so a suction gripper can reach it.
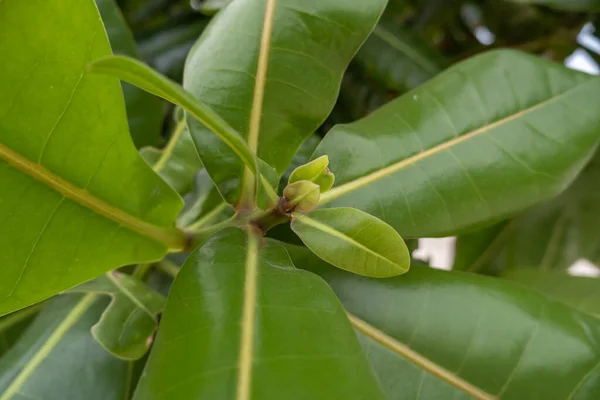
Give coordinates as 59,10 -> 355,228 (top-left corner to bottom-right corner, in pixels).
0,0 -> 184,316
134,229 -> 384,400
315,50 -> 600,237
0,295 -> 131,400
183,0 -> 388,204
287,244 -> 600,399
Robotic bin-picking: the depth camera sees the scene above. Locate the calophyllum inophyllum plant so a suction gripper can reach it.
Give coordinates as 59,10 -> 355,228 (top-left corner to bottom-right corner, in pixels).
1,0 -> 600,399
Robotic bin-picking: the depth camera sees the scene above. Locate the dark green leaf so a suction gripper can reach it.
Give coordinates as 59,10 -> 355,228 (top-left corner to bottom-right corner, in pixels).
455,153 -> 600,272
134,229 -> 385,400
184,0 -> 387,204
508,0 -> 600,11
177,170 -> 233,229
504,269 -> 600,318
287,244 -> 600,400
355,20 -> 447,92
0,0 -> 184,317
0,295 -> 130,400
68,272 -> 165,360
292,208 -> 410,277
315,50 -> 600,238
0,305 -> 42,357
96,0 -> 164,148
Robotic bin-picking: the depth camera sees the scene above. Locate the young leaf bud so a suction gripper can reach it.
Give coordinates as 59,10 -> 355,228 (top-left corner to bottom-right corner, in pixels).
288,155 -> 329,184
283,181 -> 320,212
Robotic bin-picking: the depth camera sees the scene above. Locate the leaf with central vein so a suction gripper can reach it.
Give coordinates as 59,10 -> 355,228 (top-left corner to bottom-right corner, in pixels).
286,244 -> 600,400
291,207 -> 410,278
314,50 -> 600,238
183,0 -> 387,204
0,0 -> 183,317
0,295 -> 131,400
68,272 -> 165,360
95,0 -> 164,148
133,229 -> 385,400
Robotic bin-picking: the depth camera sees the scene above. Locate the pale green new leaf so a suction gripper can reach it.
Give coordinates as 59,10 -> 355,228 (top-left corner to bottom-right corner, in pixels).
183,0 -> 388,204
95,0 -> 164,148
68,272 -> 165,360
287,244 -> 600,400
316,50 -> 600,238
134,229 -> 385,400
291,208 -> 410,277
0,0 -> 184,317
0,295 -> 131,400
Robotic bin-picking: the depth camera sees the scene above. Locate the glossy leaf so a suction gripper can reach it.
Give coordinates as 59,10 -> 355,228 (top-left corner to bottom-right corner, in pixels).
315,50 -> 600,237
292,208 -> 410,277
503,269 -> 600,318
134,229 -> 384,400
177,170 -> 234,229
0,295 -> 130,400
68,272 -> 165,360
0,0 -> 184,317
88,55 -> 259,179
355,20 -> 447,92
183,0 -> 387,204
455,152 -> 600,272
287,244 -> 600,400
96,0 -> 164,148
508,0 -> 600,11
141,120 -> 203,195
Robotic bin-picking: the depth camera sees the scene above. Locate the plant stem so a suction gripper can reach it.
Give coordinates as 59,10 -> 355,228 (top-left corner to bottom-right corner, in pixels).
132,263 -> 152,280
153,119 -> 186,173
156,259 -> 180,279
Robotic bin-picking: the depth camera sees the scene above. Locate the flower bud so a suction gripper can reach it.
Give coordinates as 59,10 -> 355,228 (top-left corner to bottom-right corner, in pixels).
283,180 -> 320,212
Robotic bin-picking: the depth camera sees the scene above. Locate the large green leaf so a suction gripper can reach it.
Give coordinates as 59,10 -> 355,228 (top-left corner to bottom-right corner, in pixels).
134,229 -> 384,400
315,50 -> 600,238
355,20 -> 447,92
508,0 -> 600,11
287,244 -> 600,399
504,269 -> 600,318
454,153 -> 600,272
0,0 -> 184,316
0,295 -> 130,400
69,272 -> 165,360
96,0 -> 164,148
141,119 -> 203,195
183,0 -> 387,204
292,208 -> 410,277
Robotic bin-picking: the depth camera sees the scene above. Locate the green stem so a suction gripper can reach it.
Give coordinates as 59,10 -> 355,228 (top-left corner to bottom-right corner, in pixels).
132,263 -> 152,280
156,259 -> 180,278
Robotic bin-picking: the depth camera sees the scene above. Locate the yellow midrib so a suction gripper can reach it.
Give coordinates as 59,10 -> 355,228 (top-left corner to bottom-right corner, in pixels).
0,294 -> 97,400
348,313 -> 496,400
320,81 -> 589,205
236,233 -> 261,400
0,142 -> 185,250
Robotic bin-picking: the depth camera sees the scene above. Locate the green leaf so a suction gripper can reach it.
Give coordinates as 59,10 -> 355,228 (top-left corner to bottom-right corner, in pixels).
95,0 -> 164,148
508,0 -> 600,11
191,0 -> 231,15
0,305 -> 42,357
140,120 -> 203,195
134,229 -> 385,400
0,0 -> 184,317
279,135 -> 321,192
183,0 -> 388,204
315,50 -> 600,238
68,272 -> 165,360
177,170 -> 234,229
0,295 -> 131,400
88,55 -> 259,180
291,208 -> 410,277
287,244 -> 600,400
455,153 -> 600,272
355,20 -> 447,92
504,269 -> 600,318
